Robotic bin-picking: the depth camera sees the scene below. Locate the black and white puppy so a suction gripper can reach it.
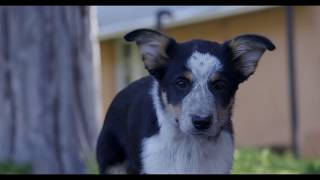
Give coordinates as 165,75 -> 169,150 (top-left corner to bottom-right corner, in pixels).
96,29 -> 275,174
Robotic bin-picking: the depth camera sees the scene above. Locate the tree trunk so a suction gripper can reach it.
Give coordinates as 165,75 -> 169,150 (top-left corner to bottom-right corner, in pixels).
0,6 -> 100,174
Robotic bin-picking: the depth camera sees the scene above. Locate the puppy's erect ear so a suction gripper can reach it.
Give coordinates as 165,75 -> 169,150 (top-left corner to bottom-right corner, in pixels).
226,34 -> 275,82
124,29 -> 175,79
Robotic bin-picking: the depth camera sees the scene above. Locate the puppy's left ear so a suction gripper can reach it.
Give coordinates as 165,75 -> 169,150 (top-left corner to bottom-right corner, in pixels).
226,34 -> 275,82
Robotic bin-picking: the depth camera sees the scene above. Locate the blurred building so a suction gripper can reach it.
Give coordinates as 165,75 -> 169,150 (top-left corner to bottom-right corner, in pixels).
96,6 -> 320,158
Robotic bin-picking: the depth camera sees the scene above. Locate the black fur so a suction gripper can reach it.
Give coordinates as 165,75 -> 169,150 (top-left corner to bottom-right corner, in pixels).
96,76 -> 159,173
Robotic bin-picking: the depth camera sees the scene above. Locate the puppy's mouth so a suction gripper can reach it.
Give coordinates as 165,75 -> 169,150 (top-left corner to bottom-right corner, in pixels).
191,132 -> 221,141
190,126 -> 223,140
175,118 -> 223,140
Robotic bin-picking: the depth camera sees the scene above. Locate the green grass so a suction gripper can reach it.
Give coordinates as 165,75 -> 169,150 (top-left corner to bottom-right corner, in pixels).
0,162 -> 32,174
1,148 -> 320,174
86,158 -> 99,174
0,159 -> 99,174
232,148 -> 320,174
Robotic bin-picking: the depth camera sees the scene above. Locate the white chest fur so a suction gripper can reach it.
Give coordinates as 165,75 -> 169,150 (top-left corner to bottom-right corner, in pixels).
141,126 -> 234,174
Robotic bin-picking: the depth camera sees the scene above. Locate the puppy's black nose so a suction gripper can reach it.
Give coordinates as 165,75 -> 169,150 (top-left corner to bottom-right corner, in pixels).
192,115 -> 212,130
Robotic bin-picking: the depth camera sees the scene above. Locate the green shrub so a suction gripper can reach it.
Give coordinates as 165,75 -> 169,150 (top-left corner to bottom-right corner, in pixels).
232,148 -> 320,174
86,159 -> 99,174
0,162 -> 32,174
2,148 -> 320,174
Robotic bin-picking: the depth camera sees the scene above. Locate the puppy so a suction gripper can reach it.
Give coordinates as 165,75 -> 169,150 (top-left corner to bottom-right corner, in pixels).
96,29 -> 275,174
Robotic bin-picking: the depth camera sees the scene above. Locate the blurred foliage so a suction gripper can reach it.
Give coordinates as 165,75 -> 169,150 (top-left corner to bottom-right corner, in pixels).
232,148 -> 320,174
86,158 -> 99,174
0,162 -> 31,174
2,148 -> 320,174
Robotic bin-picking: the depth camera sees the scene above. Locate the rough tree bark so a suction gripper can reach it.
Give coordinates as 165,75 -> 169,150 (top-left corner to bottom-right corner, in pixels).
0,6 -> 101,173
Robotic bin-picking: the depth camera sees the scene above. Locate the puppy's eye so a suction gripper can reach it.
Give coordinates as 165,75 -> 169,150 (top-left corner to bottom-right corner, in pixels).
175,78 -> 189,90
211,80 -> 228,91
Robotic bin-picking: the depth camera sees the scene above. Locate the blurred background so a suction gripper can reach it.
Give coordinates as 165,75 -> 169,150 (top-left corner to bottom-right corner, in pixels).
0,5 -> 320,174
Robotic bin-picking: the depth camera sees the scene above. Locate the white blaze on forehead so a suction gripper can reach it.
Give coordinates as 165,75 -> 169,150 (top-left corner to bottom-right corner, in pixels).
187,51 -> 223,80
182,51 -> 223,123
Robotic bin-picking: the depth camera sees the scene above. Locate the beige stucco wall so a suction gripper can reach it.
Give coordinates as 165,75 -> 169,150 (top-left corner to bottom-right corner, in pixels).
100,40 -> 117,113
294,6 -> 320,158
99,6 -> 320,157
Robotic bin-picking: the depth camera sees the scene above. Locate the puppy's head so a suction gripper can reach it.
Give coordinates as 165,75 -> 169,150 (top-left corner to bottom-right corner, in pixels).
125,29 -> 275,138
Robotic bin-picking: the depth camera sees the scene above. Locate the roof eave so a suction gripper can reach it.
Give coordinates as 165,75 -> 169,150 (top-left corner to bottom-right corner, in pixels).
98,6 -> 277,41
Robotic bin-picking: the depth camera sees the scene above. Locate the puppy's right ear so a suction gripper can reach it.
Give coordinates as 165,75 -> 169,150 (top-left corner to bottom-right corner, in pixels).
124,29 -> 175,80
